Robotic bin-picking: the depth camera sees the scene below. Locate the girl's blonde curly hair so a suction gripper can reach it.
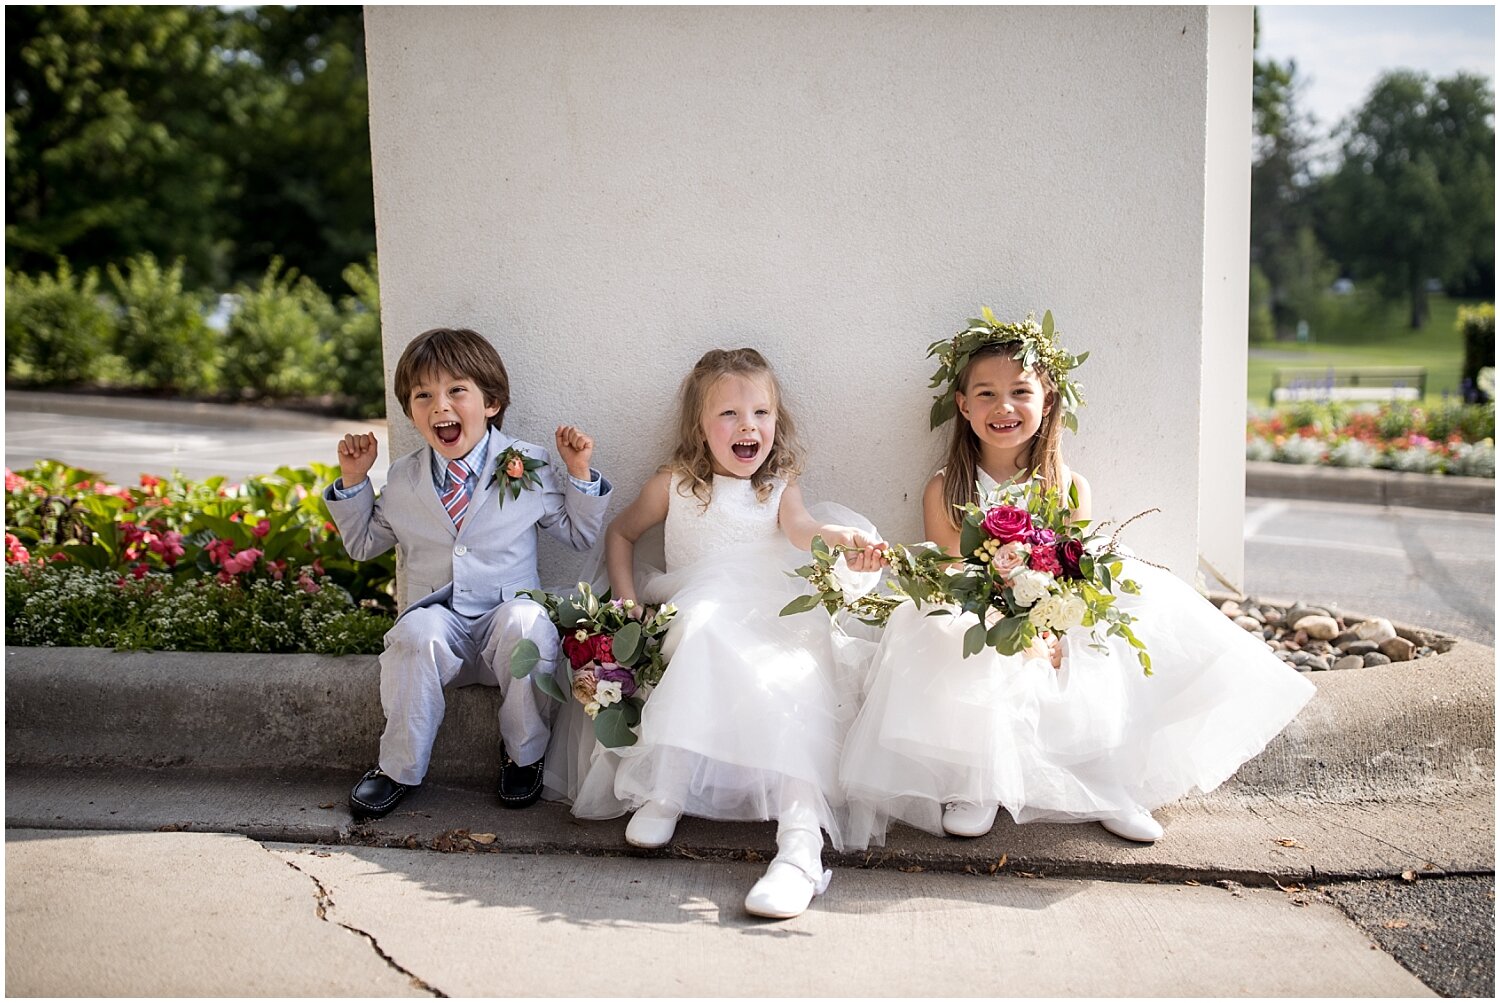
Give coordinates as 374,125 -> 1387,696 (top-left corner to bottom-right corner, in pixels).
668,347 -> 804,506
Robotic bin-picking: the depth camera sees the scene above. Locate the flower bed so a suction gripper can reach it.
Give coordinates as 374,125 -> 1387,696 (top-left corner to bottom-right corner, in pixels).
1245,400 -> 1495,478
4,460 -> 394,653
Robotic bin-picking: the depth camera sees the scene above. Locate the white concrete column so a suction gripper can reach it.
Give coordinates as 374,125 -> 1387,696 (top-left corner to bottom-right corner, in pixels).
365,6 -> 1242,586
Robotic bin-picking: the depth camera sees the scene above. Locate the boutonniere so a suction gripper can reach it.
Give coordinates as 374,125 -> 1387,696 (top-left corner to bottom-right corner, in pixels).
490,446 -> 547,505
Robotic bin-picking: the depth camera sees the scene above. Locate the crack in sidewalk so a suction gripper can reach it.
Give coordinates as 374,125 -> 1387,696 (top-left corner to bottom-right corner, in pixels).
276,851 -> 446,997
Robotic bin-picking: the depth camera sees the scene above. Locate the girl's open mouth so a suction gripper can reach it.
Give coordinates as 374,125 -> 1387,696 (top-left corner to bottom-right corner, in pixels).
732,440 -> 760,460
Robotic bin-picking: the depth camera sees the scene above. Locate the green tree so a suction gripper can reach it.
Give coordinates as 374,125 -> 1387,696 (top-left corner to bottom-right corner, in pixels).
5,5 -> 245,286
1323,70 -> 1495,329
1250,11 -> 1332,339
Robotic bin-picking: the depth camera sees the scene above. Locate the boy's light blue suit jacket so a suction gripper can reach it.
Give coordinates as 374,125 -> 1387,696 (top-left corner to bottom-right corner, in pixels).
323,428 -> 611,616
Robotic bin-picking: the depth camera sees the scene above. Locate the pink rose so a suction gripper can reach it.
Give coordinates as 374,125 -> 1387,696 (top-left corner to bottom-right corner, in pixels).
992,541 -> 1030,580
980,505 -> 1033,544
1029,545 -> 1062,575
571,668 -> 598,704
253,519 -> 271,538
505,455 -> 526,479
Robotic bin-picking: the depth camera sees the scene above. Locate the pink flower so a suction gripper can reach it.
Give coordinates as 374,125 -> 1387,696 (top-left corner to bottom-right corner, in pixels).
5,469 -> 25,493
980,505 -> 1033,544
992,541 -> 1030,580
148,531 -> 184,566
267,559 -> 287,581
505,455 -> 526,480
253,518 -> 271,538
5,533 -> 31,566
1029,545 -> 1062,576
221,548 -> 262,575
1028,526 -> 1057,548
296,573 -> 320,594
204,538 -> 235,566
590,634 -> 614,664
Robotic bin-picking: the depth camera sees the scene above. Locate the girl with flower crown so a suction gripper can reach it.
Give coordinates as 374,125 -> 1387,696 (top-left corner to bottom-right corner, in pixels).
839,311 -> 1315,848
551,347 -> 885,920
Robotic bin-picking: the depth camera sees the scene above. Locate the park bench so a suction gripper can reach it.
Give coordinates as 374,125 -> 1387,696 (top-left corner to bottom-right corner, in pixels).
1269,366 -> 1426,405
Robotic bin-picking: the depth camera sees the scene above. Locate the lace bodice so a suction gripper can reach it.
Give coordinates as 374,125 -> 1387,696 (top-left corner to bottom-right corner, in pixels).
664,472 -> 785,570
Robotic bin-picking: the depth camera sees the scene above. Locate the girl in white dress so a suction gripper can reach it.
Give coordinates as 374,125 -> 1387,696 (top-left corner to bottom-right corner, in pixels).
569,347 -> 884,919
840,314 -> 1315,848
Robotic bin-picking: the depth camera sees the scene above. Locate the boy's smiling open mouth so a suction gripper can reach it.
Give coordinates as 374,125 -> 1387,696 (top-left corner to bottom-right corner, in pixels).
434,421 -> 463,446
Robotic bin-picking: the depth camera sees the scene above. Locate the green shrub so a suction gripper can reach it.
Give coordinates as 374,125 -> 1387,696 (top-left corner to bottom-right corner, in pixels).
4,261 -> 117,385
1248,264 -> 1274,344
5,564 -> 390,654
222,258 -> 336,398
1459,303 -> 1494,401
1376,401 -> 1420,440
107,253 -> 218,393
324,255 -> 385,417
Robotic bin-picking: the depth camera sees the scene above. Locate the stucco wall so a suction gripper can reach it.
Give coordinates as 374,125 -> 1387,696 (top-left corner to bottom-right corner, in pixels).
364,5 -> 1248,589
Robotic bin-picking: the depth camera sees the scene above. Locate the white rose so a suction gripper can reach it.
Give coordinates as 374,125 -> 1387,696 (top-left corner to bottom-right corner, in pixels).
1008,569 -> 1055,608
1028,594 -> 1064,629
584,700 -> 601,719
1053,593 -> 1087,632
595,679 -> 623,707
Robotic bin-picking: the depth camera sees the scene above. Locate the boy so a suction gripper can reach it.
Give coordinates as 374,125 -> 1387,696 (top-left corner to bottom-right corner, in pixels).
325,327 -> 611,819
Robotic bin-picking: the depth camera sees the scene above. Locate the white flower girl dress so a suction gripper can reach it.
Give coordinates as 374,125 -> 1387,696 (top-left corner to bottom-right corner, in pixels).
840,469 -> 1316,848
552,472 -> 876,850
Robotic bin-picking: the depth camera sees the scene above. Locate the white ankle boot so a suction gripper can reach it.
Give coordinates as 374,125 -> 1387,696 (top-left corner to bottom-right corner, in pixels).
1100,809 -> 1163,843
745,814 -> 830,919
941,802 -> 998,837
624,800 -> 681,848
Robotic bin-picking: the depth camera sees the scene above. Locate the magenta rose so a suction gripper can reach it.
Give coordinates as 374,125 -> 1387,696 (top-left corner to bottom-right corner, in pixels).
1056,539 -> 1085,579
596,663 -> 638,698
980,505 -> 1032,544
1029,526 -> 1057,548
1029,545 -> 1062,575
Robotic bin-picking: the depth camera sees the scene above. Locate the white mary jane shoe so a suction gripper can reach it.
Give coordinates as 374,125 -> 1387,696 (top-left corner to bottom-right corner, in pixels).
624,800 -> 681,848
1100,810 -> 1164,843
744,859 -> 833,920
941,802 -> 999,838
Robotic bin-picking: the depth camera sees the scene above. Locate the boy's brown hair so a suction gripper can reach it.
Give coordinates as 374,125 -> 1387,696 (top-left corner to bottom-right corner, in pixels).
393,327 -> 511,429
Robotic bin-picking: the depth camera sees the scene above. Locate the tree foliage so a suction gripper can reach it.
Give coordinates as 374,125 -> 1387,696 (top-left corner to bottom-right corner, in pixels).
5,5 -> 374,291
1322,71 -> 1495,329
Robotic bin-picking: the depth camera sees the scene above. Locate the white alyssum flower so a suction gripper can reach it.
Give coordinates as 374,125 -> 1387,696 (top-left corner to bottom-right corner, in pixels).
594,679 -> 623,708
1008,568 -> 1054,608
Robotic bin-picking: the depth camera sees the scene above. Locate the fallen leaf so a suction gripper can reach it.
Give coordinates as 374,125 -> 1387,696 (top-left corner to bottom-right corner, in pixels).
899,865 -> 925,874
1216,879 -> 1245,898
1383,920 -> 1410,929
1018,871 -> 1044,879
1401,870 -> 1417,883
1274,838 -> 1306,849
988,853 -> 1009,875
469,833 -> 496,845
743,849 -> 763,863
1184,879 -> 1201,887
318,802 -> 336,809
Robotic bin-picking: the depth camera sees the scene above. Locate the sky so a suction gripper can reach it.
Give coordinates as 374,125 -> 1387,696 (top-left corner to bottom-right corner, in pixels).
1256,4 -> 1495,133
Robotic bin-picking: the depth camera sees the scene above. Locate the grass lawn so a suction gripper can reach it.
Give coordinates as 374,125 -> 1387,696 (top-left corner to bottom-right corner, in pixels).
1247,293 -> 1479,406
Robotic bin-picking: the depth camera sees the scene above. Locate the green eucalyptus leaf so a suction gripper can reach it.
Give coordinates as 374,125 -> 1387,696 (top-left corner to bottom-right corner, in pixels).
963,621 -> 986,658
614,620 -> 644,664
509,638 -> 541,679
594,706 -> 639,748
534,668 -> 567,703
780,593 -> 822,617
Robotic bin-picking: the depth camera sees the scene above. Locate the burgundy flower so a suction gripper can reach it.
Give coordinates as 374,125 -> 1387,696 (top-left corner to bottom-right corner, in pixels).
1057,539 -> 1085,580
596,663 -> 638,698
980,505 -> 1032,544
562,633 -> 595,670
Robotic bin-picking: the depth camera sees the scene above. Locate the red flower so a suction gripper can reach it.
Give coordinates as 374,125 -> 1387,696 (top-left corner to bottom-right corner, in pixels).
980,505 -> 1032,544
1029,546 -> 1062,575
562,632 -> 595,669
140,473 -> 161,490
222,548 -> 262,575
5,532 -> 30,566
590,634 -> 614,663
5,469 -> 25,493
253,518 -> 271,538
297,573 -> 320,594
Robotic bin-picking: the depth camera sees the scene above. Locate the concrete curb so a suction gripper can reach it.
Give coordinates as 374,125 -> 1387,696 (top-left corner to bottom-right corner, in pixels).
1246,460 -> 1495,512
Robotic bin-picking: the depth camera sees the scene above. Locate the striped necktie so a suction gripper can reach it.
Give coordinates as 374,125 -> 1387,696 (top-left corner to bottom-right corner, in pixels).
441,458 -> 471,529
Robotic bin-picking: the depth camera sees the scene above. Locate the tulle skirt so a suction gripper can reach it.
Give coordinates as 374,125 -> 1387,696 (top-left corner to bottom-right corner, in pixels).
544,516 -> 877,850
840,560 -> 1317,848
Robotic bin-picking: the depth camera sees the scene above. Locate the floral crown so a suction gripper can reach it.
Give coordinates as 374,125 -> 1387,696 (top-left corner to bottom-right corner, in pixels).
926,307 -> 1088,432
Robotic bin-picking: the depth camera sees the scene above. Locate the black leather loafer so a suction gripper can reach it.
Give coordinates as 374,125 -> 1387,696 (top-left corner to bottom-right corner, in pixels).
498,750 -> 544,809
349,767 -> 414,819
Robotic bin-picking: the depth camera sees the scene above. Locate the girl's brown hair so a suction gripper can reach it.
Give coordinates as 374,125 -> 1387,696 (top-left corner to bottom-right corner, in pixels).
394,327 -> 511,429
668,348 -> 804,505
938,343 -> 1065,528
